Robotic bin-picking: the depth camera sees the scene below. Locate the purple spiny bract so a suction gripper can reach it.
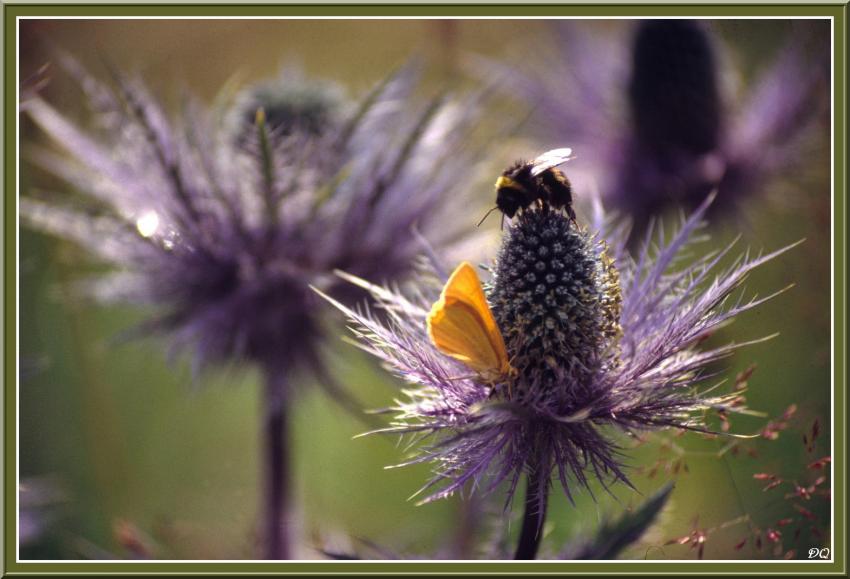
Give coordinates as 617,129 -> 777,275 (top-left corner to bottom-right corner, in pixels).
21,57 -> 480,389
322,192 -> 797,510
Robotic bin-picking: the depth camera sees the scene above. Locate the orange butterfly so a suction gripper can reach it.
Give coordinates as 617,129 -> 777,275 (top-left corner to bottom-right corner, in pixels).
427,262 -> 514,382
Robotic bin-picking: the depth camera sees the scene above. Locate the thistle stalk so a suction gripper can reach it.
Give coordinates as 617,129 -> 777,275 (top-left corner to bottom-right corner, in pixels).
262,367 -> 290,559
515,464 -> 548,560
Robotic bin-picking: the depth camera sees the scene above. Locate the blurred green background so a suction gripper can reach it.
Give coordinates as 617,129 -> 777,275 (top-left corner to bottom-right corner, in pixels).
18,19 -> 832,560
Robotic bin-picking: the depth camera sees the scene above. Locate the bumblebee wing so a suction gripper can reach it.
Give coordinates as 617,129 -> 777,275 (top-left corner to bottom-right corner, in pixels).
530,147 -> 574,176
427,262 -> 511,377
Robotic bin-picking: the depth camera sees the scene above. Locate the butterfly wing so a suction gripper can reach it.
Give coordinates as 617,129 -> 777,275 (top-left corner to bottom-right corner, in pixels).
427,262 -> 511,379
529,147 -> 574,177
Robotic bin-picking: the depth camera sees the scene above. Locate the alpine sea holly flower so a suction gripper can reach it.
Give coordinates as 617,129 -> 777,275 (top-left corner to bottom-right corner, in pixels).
320,157 -> 797,559
475,19 -> 829,236
229,65 -> 348,141
21,56 -> 482,559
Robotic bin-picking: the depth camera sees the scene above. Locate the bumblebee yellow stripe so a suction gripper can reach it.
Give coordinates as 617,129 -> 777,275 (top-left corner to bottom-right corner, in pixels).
495,176 -> 529,194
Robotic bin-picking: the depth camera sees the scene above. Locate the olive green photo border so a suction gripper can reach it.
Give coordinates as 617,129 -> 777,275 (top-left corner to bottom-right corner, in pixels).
2,2 -> 846,576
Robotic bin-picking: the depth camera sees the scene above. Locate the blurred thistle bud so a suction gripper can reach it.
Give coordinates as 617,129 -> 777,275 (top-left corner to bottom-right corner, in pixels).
233,66 -> 348,140
21,54 -> 491,559
472,19 -> 830,235
21,56 -> 482,386
628,20 -> 722,159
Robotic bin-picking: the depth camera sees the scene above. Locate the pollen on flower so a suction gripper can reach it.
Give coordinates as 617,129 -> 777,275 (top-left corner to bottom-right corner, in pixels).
489,207 -> 622,396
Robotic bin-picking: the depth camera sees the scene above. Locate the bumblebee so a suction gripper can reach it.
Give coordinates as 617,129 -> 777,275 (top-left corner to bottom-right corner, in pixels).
479,148 -> 576,227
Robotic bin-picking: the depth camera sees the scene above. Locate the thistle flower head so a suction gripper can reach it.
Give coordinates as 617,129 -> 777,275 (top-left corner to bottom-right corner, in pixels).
231,66 -> 347,138
21,57 -> 479,381
628,20 -> 722,158
323,175 -> 796,508
490,207 -> 622,394
474,19 -> 829,230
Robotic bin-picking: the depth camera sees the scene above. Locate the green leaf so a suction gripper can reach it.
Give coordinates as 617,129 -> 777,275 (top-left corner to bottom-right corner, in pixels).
569,482 -> 674,560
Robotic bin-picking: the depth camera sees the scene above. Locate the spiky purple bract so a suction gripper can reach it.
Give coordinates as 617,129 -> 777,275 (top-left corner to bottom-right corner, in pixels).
21,58 -> 478,383
21,57 -> 490,560
323,194 -> 796,512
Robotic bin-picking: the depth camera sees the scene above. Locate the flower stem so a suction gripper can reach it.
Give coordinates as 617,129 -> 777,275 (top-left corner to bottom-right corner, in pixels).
514,465 -> 548,560
262,369 -> 290,559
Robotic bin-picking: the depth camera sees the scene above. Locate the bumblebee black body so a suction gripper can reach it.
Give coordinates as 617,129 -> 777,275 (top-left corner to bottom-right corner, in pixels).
538,167 -> 576,222
494,161 -> 538,219
489,149 -> 577,225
